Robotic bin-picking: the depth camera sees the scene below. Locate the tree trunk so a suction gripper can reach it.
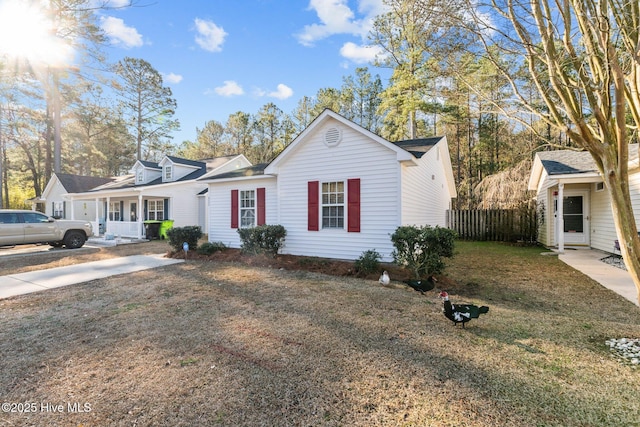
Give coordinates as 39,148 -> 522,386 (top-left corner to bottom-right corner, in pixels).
607,178 -> 640,304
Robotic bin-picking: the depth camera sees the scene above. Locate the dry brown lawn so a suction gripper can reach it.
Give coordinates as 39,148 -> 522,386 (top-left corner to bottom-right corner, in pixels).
0,241 -> 639,426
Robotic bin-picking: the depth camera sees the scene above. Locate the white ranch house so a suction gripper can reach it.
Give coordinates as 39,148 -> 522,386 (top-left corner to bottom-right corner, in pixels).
40,154 -> 251,239
202,109 -> 457,262
528,145 -> 640,253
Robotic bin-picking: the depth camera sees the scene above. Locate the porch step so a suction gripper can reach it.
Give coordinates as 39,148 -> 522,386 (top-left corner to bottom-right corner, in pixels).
88,237 -> 148,247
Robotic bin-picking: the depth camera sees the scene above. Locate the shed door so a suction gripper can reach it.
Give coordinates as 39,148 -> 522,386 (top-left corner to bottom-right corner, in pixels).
556,191 -> 589,245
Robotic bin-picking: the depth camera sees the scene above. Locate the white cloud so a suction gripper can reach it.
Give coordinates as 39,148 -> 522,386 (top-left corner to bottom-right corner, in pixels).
296,0 -> 385,46
268,84 -> 294,100
162,72 -> 183,84
194,18 -> 227,52
100,16 -> 143,49
214,80 -> 244,97
89,0 -> 130,7
339,42 -> 385,64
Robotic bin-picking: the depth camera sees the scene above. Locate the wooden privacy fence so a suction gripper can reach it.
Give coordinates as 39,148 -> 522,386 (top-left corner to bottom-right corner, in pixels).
447,206 -> 538,242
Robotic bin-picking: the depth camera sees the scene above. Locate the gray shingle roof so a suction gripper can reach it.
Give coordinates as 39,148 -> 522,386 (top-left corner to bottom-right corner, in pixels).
166,156 -> 206,169
537,150 -> 597,175
201,163 -> 269,181
138,160 -> 160,169
57,174 -> 114,193
393,137 -> 441,158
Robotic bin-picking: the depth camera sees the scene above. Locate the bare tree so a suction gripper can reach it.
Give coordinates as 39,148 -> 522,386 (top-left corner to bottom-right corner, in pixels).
463,0 -> 640,303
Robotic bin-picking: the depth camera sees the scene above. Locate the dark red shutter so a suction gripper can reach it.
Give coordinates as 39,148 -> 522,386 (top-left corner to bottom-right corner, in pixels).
308,181 -> 319,231
347,178 -> 360,232
231,189 -> 239,229
257,188 -> 266,226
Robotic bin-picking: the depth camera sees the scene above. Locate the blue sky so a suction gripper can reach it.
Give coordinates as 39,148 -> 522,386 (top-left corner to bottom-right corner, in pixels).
98,0 -> 389,144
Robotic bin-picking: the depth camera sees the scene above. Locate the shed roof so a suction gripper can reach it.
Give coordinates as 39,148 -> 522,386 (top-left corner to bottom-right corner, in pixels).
536,150 -> 598,175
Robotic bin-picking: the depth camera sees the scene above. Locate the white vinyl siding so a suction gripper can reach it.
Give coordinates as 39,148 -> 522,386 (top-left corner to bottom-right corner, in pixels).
274,120 -> 400,261
534,170 -> 554,247
41,177 -> 97,221
206,117 -> 455,262
590,170 -> 640,253
401,145 -> 453,227
590,182 -> 616,252
208,179 -> 278,248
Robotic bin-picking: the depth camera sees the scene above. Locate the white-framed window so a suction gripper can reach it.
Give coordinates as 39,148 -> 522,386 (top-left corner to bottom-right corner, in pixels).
109,201 -> 121,221
164,165 -> 172,181
137,170 -> 144,183
595,182 -> 605,192
147,199 -> 164,220
322,181 -> 344,229
53,201 -> 64,218
240,190 -> 255,228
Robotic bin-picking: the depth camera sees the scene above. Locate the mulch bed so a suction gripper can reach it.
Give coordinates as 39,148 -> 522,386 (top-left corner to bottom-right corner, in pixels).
168,247 -> 458,291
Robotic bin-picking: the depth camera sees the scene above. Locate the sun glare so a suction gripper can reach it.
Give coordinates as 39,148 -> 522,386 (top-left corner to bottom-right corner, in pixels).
0,0 -> 73,67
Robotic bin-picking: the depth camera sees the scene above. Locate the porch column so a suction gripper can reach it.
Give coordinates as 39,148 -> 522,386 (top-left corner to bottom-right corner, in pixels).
69,198 -> 75,220
95,198 -> 100,236
137,193 -> 143,239
106,197 -> 110,235
558,183 -> 565,253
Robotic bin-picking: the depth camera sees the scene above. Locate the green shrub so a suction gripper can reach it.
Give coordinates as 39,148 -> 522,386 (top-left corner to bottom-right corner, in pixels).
197,241 -> 227,255
237,224 -> 286,257
355,249 -> 381,275
166,226 -> 203,252
390,225 -> 456,279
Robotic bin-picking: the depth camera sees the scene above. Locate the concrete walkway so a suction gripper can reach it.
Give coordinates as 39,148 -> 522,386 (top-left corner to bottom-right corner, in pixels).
0,254 -> 183,299
558,249 -> 639,306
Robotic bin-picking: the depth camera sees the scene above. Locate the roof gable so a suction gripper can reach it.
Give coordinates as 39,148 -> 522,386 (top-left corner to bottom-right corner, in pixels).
528,149 -> 601,190
265,109 -> 413,174
537,150 -> 597,175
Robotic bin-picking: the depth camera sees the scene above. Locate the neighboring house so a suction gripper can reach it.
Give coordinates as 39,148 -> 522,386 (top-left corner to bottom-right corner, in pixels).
201,109 -> 457,261
37,173 -> 115,220
45,154 -> 251,239
528,145 -> 639,253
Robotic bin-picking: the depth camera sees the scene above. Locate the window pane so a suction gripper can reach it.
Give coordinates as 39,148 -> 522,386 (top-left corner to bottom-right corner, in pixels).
321,181 -> 345,229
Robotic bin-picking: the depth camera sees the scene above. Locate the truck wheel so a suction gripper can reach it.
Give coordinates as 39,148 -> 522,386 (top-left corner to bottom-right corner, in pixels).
64,231 -> 86,249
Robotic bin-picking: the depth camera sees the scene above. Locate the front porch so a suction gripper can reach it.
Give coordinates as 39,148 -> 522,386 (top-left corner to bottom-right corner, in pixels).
67,193 -> 170,240
95,220 -> 148,240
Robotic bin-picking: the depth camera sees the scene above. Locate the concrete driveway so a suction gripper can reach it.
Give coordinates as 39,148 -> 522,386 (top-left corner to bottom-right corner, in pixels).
0,254 -> 183,299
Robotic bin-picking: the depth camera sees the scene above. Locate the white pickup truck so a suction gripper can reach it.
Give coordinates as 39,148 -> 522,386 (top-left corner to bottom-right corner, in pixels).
0,209 -> 93,249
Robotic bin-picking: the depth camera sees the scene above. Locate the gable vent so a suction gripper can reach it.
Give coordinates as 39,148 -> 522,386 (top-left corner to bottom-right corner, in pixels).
324,127 -> 342,147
